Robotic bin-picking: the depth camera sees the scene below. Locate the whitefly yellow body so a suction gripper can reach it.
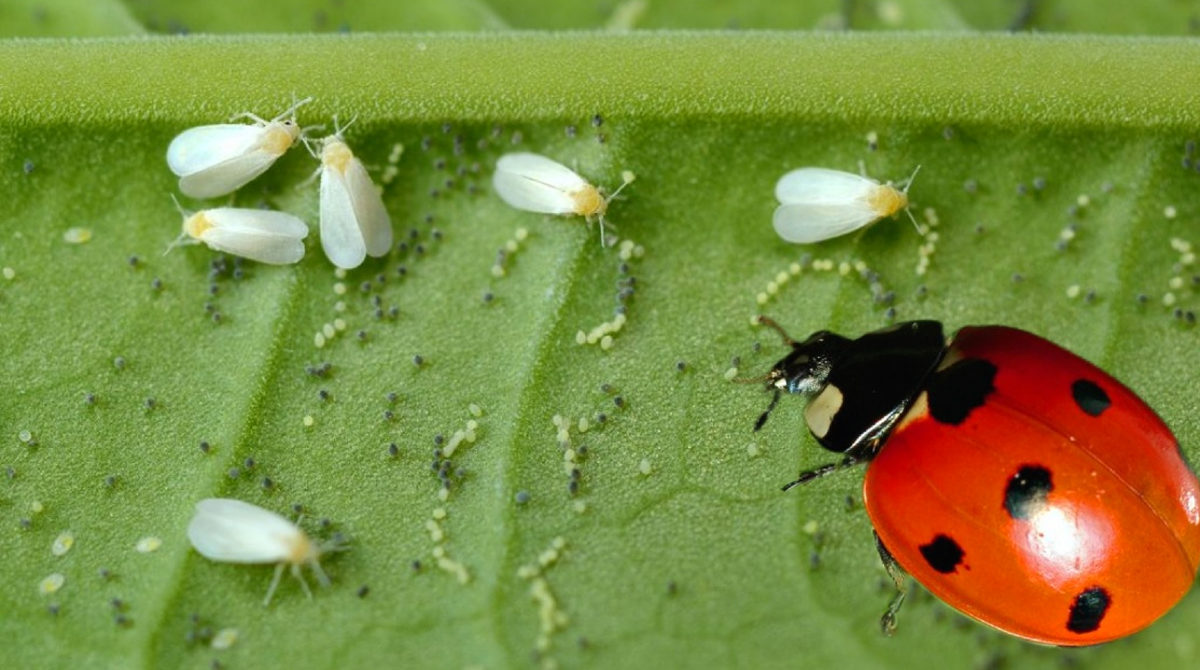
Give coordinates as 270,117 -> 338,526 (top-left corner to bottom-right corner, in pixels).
492,152 -> 632,246
187,498 -> 331,606
167,97 -> 312,199
317,129 -> 393,269
169,200 -> 308,265
772,166 -> 919,244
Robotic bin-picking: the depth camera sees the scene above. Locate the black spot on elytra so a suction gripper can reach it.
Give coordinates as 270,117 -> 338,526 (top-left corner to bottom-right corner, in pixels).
919,535 -> 965,574
1067,586 -> 1111,634
1004,465 -> 1053,520
927,358 -> 997,425
1072,379 -> 1111,417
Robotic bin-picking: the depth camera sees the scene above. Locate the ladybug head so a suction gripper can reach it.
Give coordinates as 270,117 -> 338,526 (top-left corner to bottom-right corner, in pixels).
753,319 -> 852,431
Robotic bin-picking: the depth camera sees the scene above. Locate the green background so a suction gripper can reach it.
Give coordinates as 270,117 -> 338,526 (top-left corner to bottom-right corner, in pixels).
3,1 -> 1200,668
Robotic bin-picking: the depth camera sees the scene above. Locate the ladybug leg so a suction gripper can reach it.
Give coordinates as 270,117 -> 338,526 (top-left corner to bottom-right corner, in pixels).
780,455 -> 859,491
874,533 -> 909,637
754,388 -> 782,432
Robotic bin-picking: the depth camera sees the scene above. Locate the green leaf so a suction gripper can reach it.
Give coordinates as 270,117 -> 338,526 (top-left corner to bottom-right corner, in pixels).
0,0 -> 146,37
3,26 -> 1200,670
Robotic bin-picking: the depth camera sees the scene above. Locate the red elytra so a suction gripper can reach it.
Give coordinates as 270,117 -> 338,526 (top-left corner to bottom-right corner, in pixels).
754,319 -> 1200,645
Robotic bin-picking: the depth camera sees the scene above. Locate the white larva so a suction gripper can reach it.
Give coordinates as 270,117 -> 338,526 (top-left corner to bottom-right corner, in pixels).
167,97 -> 313,199
313,121 -> 393,269
168,197 -> 308,265
186,498 -> 331,606
492,152 -> 633,247
772,166 -> 920,244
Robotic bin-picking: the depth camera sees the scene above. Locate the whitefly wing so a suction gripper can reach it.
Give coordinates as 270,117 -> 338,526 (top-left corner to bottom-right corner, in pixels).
199,209 -> 307,265
188,498 -> 302,564
775,167 -> 879,205
772,202 -> 882,243
342,157 -> 393,258
178,149 -> 284,199
320,165 -> 368,269
167,124 -> 266,176
205,208 -> 308,238
493,152 -> 586,215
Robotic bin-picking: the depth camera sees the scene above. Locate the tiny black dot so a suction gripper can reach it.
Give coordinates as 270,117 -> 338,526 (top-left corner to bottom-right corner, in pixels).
1066,586 -> 1111,634
926,358 -> 997,425
918,534 -> 965,574
1004,465 -> 1052,520
1071,379 -> 1111,417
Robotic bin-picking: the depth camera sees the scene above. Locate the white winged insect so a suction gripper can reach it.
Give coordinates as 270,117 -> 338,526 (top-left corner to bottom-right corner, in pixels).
167,97 -> 313,199
492,152 -> 633,247
310,118 -> 393,269
187,498 -> 336,606
167,196 -> 308,265
772,166 -> 921,244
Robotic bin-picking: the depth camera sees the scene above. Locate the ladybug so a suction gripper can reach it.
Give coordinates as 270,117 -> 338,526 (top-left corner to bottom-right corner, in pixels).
752,317 -> 1200,646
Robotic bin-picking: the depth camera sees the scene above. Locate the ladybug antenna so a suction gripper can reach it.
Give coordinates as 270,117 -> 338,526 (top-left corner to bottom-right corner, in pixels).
753,388 -> 781,432
732,370 -> 774,385
756,315 -> 797,345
